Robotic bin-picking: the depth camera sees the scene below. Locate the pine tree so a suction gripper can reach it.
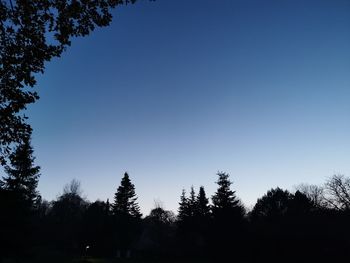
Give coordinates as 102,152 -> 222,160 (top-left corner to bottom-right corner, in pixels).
112,172 -> 142,218
188,186 -> 197,217
179,186 -> 209,220
178,189 -> 189,222
1,137 -> 40,208
210,172 -> 245,256
211,171 -> 245,218
197,186 -> 210,218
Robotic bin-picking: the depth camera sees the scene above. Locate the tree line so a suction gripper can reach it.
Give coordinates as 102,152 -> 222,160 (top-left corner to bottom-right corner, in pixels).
1,139 -> 350,262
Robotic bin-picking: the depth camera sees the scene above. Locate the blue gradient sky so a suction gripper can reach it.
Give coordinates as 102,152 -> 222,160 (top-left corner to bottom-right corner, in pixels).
25,0 -> 350,214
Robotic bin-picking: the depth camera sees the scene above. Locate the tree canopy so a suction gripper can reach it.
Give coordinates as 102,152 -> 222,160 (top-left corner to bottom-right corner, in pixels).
250,187 -> 292,220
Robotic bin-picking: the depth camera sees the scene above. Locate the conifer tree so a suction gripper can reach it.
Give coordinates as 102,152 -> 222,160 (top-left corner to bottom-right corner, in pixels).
112,172 -> 142,218
188,186 -> 197,217
178,189 -> 189,222
210,172 -> 245,256
197,186 -> 210,218
211,172 -> 245,219
1,137 -> 40,208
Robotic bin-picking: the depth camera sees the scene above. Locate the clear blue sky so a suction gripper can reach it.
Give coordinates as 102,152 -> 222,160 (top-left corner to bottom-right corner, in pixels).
26,0 -> 350,214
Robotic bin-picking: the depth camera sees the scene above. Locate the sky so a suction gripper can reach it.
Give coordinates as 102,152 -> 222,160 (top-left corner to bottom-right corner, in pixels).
24,0 -> 350,214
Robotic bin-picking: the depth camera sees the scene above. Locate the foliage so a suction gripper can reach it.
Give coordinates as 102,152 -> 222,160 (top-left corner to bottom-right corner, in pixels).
50,179 -> 88,225
147,206 -> 176,225
177,189 -> 189,223
48,179 -> 88,253
178,186 -> 210,222
196,186 -> 210,218
250,187 -> 292,220
140,204 -> 176,256
211,171 -> 245,219
289,190 -> 314,215
1,136 -> 40,207
112,172 -> 142,218
295,183 -> 326,208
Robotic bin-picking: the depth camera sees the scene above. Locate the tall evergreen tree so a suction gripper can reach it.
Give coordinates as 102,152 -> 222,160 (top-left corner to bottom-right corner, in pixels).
178,187 -> 198,221
210,172 -> 246,258
211,171 -> 245,219
1,137 -> 40,207
194,186 -> 211,253
197,186 -> 210,218
178,189 -> 189,222
0,137 -> 40,258
177,187 -> 200,255
112,172 -> 142,218
178,186 -> 210,221
188,186 -> 197,217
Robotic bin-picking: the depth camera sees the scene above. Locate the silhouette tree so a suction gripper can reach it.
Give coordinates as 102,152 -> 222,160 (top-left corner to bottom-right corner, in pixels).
112,172 -> 142,218
147,202 -> 176,225
192,186 -> 211,256
210,172 -> 245,258
188,186 -> 197,217
249,188 -> 321,261
178,189 -> 190,223
49,179 -> 88,254
176,187 -> 198,256
211,171 -> 245,219
289,190 -> 314,215
82,200 -> 111,256
111,172 -> 142,258
0,0 -> 137,164
0,137 -> 41,259
295,183 -> 325,209
140,203 -> 176,257
250,187 -> 292,221
1,137 -> 40,208
177,187 -> 199,228
324,174 -> 350,210
196,186 -> 210,218
51,179 -> 87,217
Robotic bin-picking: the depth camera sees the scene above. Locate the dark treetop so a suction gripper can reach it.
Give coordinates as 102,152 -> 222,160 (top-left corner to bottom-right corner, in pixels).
1,137 -> 40,207
112,172 -> 142,218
